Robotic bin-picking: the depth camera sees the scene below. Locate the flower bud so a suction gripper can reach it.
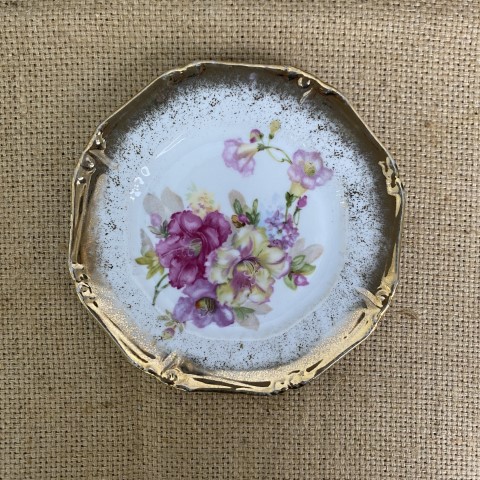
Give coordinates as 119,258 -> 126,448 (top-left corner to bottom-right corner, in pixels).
249,129 -> 262,143
269,120 -> 281,136
297,196 -> 308,208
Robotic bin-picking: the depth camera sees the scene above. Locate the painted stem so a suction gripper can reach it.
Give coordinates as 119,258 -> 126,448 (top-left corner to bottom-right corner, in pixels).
263,145 -> 292,164
152,273 -> 168,306
293,207 -> 301,225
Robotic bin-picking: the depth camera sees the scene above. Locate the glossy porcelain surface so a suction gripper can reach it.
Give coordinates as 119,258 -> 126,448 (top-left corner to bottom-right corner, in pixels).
69,62 -> 404,393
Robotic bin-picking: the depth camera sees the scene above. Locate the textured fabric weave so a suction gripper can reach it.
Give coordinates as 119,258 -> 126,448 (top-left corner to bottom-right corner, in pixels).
1,1 -> 479,478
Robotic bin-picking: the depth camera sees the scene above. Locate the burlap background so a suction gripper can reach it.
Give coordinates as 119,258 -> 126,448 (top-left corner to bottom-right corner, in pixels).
1,1 -> 479,478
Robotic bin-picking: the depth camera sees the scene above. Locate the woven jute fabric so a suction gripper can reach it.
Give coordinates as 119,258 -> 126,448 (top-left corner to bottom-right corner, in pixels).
1,1 -> 479,478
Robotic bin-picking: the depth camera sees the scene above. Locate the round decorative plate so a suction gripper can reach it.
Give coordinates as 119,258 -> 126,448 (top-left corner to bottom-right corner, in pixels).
69,61 -> 404,394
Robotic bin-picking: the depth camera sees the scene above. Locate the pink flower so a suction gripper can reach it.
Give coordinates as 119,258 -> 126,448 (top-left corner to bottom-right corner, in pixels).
297,196 -> 308,208
173,279 -> 234,328
222,137 -> 259,176
249,129 -> 262,142
156,210 -> 231,288
293,274 -> 309,286
288,150 -> 333,190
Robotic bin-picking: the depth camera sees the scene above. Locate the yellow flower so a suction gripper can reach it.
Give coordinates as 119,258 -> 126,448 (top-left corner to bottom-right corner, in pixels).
207,226 -> 290,306
187,185 -> 219,218
289,182 -> 307,197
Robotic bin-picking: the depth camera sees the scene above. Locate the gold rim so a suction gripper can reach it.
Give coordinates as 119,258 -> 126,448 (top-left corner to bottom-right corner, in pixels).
69,61 -> 405,394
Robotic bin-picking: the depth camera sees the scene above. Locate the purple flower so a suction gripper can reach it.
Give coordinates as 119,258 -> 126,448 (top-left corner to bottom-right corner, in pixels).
249,129 -> 262,143
222,138 -> 259,176
293,274 -> 309,286
173,279 -> 234,328
150,213 -> 162,228
156,210 -> 231,289
297,196 -> 308,208
288,149 -> 333,190
265,210 -> 299,250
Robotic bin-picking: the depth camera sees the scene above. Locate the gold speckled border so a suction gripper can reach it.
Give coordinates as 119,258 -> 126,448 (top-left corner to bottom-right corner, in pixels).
69,61 -> 405,394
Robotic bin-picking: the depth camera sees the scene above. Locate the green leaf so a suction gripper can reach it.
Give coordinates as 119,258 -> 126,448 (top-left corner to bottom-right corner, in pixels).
229,190 -> 246,211
161,330 -> 174,340
148,226 -> 162,235
290,255 -> 306,271
155,220 -> 169,238
146,268 -> 156,280
146,264 -> 163,279
296,263 -> 316,275
233,198 -> 243,215
158,312 -> 173,322
252,198 -> 258,213
135,256 -> 150,265
245,212 -> 254,224
232,306 -> 255,320
233,307 -> 259,330
284,274 -> 297,290
285,192 -> 296,208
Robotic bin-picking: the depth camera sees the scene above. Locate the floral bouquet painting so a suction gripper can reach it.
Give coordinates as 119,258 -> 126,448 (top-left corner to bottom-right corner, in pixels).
135,121 -> 333,339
